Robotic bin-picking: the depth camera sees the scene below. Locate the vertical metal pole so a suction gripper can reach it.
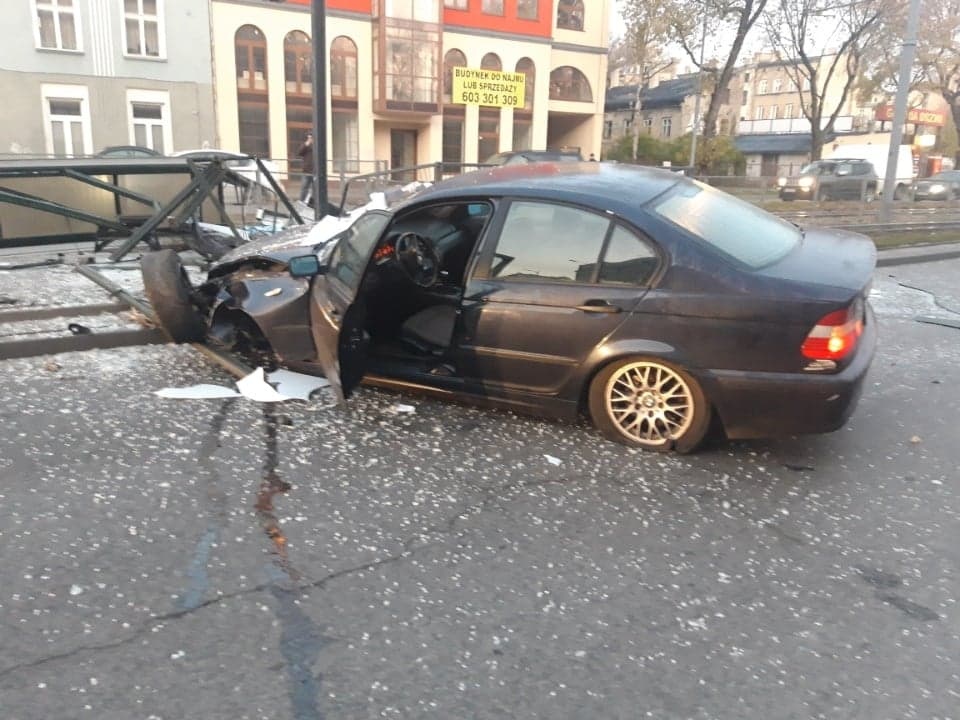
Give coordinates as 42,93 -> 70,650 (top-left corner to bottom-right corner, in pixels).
311,0 -> 329,217
688,0 -> 709,173
879,0 -> 921,222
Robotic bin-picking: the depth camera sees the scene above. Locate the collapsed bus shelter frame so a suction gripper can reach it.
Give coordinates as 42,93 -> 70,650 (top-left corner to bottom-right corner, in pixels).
0,155 -> 303,261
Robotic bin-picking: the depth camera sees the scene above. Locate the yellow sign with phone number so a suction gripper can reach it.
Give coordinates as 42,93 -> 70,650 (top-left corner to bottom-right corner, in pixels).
452,67 -> 526,108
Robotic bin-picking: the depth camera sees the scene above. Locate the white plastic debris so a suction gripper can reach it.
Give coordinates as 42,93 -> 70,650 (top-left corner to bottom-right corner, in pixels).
544,454 -> 563,466
154,384 -> 241,399
392,403 -> 416,413
236,367 -> 291,402
69,584 -> 84,596
266,368 -> 330,401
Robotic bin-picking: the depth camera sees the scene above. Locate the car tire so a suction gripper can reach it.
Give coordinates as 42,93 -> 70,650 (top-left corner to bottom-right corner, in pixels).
814,187 -> 827,202
864,186 -> 877,203
893,184 -> 908,201
141,250 -> 207,343
588,357 -> 711,453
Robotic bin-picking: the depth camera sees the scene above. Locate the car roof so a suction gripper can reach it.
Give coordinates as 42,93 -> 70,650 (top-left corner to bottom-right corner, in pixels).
403,162 -> 682,216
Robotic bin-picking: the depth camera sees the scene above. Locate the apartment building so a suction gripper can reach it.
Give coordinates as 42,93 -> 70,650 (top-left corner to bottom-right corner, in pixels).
0,0 -> 216,157
210,0 -> 609,176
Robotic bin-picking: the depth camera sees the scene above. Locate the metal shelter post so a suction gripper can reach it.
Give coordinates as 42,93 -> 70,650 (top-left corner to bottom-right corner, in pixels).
312,0 -> 329,218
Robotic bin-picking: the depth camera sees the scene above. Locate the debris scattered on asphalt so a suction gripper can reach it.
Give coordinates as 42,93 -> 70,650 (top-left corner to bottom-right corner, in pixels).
267,368 -> 329,401
391,403 -> 416,413
67,323 -> 91,335
69,584 -> 84,596
544,454 -> 563,466
154,384 -> 242,399
43,360 -> 61,373
910,435 -> 922,444
237,367 -> 291,402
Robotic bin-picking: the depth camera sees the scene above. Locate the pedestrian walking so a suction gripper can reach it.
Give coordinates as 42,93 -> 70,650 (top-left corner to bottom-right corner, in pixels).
298,132 -> 314,203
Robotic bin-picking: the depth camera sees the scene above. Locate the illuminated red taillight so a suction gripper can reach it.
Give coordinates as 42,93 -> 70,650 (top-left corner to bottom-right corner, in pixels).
801,300 -> 864,361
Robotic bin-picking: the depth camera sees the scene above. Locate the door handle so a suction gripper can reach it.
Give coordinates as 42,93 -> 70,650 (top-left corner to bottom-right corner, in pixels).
576,300 -> 621,314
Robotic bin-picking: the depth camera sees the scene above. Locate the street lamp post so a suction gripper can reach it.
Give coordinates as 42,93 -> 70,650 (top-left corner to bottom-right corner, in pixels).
311,0 -> 329,217
688,1 -> 709,174
880,0 -> 921,222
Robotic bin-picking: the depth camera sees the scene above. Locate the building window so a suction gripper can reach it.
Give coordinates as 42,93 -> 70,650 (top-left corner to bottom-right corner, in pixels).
784,103 -> 793,118
330,35 -> 357,99
482,0 -> 504,15
744,72 -> 750,82
284,31 -> 313,169
513,58 -> 535,151
515,57 -> 535,111
517,0 -> 538,19
442,118 -> 463,167
444,0 -> 468,7
482,52 -> 502,72
556,0 -> 584,30
643,117 -> 652,134
742,90 -> 748,106
623,118 -> 632,133
758,79 -> 767,95
33,0 -> 80,51
235,25 -> 270,157
41,84 -> 92,157
719,118 -> 730,135
770,105 -> 778,119
549,66 -> 592,102
754,105 -> 765,120
124,0 -> 164,58
443,49 -> 467,105
603,120 -> 612,139
661,116 -> 671,138
772,78 -> 782,93
378,22 -> 440,110
332,113 -> 359,173
127,89 -> 171,153
478,114 -> 499,163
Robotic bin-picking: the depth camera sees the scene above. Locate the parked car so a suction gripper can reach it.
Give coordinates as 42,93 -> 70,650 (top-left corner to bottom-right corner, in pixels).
486,150 -> 583,165
142,163 -> 877,453
95,145 -> 162,159
778,159 -> 879,201
823,142 -> 916,200
912,170 -> 960,201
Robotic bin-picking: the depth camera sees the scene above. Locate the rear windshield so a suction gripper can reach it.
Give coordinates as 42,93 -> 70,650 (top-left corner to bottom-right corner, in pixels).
800,162 -> 834,175
651,180 -> 800,269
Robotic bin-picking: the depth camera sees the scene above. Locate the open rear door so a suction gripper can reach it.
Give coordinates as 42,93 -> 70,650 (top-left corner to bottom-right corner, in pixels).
307,211 -> 390,403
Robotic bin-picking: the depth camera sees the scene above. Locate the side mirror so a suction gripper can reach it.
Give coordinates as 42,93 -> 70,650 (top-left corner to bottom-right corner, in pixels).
289,254 -> 323,278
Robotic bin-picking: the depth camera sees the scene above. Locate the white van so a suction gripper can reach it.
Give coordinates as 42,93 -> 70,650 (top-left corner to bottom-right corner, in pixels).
823,142 -> 916,200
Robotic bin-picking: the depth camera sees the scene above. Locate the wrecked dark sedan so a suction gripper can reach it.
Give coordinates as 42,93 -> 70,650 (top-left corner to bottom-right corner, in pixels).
141,163 -> 877,453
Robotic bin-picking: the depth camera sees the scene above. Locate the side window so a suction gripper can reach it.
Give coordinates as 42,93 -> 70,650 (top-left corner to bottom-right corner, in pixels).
491,201 -> 610,282
598,226 -> 658,286
836,163 -> 852,176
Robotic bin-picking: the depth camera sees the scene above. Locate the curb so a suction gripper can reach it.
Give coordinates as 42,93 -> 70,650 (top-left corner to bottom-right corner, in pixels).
876,242 -> 960,267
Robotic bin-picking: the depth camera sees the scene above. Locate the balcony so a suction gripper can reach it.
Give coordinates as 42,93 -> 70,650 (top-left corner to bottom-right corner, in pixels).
737,116 -> 857,135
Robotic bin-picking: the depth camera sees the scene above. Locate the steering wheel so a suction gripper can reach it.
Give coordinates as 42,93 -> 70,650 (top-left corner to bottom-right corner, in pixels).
393,232 -> 440,288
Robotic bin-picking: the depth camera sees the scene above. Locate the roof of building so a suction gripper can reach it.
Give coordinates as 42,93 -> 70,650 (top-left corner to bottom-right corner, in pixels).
605,75 -> 700,112
733,133 -> 835,155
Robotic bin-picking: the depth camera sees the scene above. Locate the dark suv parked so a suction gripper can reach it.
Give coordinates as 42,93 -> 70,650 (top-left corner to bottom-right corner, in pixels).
778,159 -> 878,201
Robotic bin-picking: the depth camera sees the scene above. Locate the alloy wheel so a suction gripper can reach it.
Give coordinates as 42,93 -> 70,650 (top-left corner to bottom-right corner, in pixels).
604,361 -> 694,446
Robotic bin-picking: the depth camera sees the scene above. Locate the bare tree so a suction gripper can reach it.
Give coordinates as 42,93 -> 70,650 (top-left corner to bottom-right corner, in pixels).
672,0 -> 769,145
916,0 -> 960,148
619,0 -> 677,159
764,0 -> 889,160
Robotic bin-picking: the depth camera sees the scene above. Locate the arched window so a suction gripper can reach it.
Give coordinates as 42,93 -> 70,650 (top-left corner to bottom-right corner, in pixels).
235,25 -> 269,156
516,57 -> 535,112
481,53 -> 502,72
549,66 -> 592,102
513,58 -> 535,151
556,0 -> 584,31
330,36 -> 357,99
284,30 -> 312,169
330,36 -> 359,173
443,49 -> 467,105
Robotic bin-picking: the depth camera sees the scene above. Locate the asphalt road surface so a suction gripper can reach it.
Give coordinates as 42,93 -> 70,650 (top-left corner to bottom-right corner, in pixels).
0,260 -> 958,720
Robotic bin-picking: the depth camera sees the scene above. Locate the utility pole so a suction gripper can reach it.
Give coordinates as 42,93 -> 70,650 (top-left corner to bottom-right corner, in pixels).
879,0 -> 921,222
688,0 -> 709,174
311,0 -> 329,218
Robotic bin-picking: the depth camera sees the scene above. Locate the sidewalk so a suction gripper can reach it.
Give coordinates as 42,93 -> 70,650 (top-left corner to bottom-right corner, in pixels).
876,240 -> 960,267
